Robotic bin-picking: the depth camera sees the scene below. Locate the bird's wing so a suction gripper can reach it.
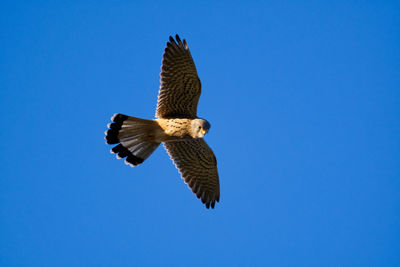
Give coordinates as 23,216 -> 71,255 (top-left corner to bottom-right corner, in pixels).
163,138 -> 220,209
156,35 -> 201,119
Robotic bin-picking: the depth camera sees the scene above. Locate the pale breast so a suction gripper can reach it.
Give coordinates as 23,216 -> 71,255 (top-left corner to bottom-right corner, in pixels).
155,118 -> 193,141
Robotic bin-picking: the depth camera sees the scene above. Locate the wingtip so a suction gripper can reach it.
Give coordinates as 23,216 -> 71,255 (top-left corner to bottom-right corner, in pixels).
175,34 -> 181,43
168,34 -> 187,49
174,34 -> 188,50
204,200 -> 217,209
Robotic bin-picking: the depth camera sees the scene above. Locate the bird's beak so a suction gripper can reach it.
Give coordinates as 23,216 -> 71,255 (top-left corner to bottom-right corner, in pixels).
201,129 -> 207,135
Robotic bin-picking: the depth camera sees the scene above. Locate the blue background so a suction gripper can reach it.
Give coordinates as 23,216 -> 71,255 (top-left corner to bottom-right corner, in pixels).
1,1 -> 399,266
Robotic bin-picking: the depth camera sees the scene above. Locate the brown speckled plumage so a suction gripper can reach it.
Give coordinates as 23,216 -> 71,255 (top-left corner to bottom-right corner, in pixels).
105,35 -> 220,209
156,35 -> 201,119
164,139 -> 220,209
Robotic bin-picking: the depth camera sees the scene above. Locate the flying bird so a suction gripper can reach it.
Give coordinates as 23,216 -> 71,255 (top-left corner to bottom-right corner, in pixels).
105,35 -> 220,209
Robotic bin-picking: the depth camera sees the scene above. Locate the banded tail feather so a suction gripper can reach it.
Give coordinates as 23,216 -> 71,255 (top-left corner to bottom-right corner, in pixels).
105,113 -> 160,167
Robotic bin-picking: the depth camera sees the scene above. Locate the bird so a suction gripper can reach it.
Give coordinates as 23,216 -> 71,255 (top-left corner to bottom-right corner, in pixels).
104,35 -> 220,209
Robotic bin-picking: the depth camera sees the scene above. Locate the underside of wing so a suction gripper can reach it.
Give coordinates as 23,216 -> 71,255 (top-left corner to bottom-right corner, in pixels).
163,138 -> 220,209
156,35 -> 201,119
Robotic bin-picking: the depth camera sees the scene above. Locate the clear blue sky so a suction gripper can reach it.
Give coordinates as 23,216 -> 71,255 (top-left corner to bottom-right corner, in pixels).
1,1 -> 399,266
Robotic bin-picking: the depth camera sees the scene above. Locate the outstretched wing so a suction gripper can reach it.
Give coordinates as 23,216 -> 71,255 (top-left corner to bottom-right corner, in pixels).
163,139 -> 220,209
156,35 -> 201,119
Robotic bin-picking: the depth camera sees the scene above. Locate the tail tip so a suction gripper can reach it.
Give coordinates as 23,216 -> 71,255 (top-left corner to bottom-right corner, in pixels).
111,113 -> 128,123
111,113 -> 119,121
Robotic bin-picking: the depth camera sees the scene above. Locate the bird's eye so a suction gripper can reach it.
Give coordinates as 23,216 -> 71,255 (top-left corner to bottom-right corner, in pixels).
198,126 -> 201,129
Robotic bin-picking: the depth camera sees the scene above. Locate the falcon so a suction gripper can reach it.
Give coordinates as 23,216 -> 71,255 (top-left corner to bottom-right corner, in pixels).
105,35 -> 220,209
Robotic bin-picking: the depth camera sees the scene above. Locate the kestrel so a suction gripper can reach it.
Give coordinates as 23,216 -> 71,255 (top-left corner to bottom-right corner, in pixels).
105,35 -> 220,209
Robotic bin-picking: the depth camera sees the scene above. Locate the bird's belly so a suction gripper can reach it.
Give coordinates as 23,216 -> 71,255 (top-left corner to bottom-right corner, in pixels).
153,128 -> 191,142
153,118 -> 193,142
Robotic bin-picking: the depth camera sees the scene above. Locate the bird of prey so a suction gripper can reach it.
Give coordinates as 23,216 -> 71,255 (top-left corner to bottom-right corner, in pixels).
105,35 -> 220,209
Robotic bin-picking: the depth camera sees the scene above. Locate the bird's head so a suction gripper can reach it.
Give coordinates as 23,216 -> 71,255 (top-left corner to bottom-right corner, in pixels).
191,118 -> 211,138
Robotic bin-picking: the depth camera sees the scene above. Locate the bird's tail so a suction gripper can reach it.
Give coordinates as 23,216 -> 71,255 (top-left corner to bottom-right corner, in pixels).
105,113 -> 160,167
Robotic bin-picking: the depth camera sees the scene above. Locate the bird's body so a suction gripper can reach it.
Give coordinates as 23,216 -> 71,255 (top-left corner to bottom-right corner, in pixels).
155,118 -> 203,140
105,35 -> 220,209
